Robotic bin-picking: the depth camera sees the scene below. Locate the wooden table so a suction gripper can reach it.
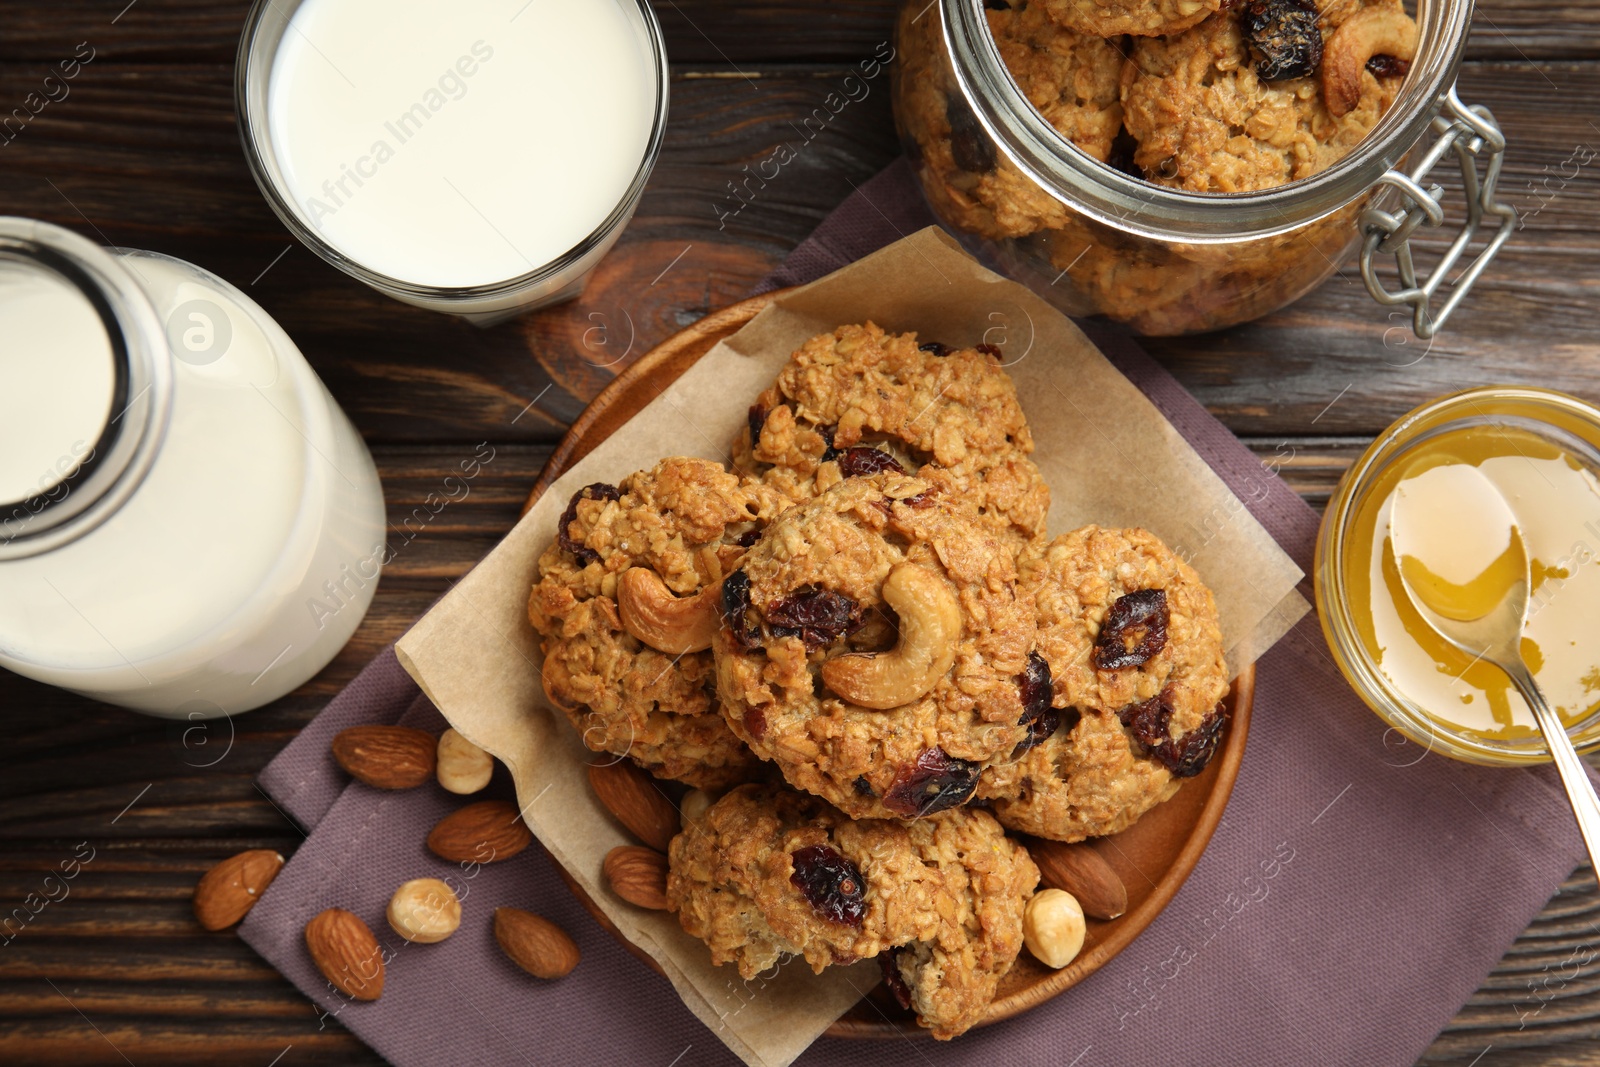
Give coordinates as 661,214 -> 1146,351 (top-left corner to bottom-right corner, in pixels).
1,0 -> 1596,1062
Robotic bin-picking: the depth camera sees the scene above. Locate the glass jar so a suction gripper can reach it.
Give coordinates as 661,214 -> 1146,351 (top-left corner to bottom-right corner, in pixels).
892,0 -> 1513,336
235,0 -> 669,325
1316,387 -> 1600,766
0,218 -> 387,718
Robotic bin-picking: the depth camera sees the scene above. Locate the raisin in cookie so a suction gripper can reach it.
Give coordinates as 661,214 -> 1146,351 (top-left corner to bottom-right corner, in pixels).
1121,0 -> 1415,192
667,784 -> 956,976
733,322 -> 1049,548
1044,0 -> 1218,37
715,473 -> 1038,820
980,526 -> 1230,840
667,783 -> 1038,1039
528,458 -> 789,789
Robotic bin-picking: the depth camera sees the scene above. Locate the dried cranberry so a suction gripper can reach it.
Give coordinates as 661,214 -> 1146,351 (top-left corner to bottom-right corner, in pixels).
946,97 -> 996,174
557,483 -> 620,567
766,587 -> 864,650
883,748 -> 980,817
853,775 -> 876,797
976,343 -> 1002,359
1119,694 -> 1227,777
880,949 -> 913,1008
790,844 -> 866,926
919,341 -> 952,357
748,403 -> 769,446
819,424 -> 840,462
1017,651 -> 1052,722
836,447 -> 905,478
898,489 -> 939,509
1154,704 -> 1228,777
1366,54 -> 1410,78
737,529 -> 762,548
1012,652 -> 1060,757
1012,707 -> 1061,759
722,569 -> 760,649
1119,693 -> 1172,752
743,705 -> 768,741
1092,589 -> 1169,670
1241,0 -> 1322,81
1014,702 -> 1081,759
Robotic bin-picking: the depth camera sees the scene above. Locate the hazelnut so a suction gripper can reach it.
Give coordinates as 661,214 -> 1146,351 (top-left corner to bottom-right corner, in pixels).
436,728 -> 494,795
679,789 -> 714,830
1023,888 -> 1085,969
386,878 -> 462,944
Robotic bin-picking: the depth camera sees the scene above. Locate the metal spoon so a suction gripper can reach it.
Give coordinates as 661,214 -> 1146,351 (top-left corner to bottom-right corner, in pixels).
1391,463 -> 1600,872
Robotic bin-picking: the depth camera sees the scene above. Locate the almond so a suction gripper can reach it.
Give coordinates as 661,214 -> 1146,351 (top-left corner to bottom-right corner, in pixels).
587,760 -> 680,853
193,849 -> 284,931
331,725 -> 436,790
305,907 -> 385,1001
603,845 -> 669,910
493,906 -> 580,979
1027,837 -> 1127,921
426,800 -> 532,864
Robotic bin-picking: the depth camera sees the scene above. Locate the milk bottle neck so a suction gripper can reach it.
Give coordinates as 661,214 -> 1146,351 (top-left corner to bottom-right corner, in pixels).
0,218 -> 174,561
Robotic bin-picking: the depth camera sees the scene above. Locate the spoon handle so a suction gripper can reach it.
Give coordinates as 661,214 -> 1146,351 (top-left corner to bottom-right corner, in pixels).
1506,660 -> 1600,875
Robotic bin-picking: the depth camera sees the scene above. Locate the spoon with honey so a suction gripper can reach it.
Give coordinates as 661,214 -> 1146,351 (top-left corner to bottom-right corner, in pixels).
1391,457 -> 1600,869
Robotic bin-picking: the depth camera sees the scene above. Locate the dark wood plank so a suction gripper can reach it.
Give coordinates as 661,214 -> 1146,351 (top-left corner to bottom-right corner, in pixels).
0,0 -> 1598,1057
0,59 -> 1593,445
0,0 -> 1586,65
0,61 -> 901,442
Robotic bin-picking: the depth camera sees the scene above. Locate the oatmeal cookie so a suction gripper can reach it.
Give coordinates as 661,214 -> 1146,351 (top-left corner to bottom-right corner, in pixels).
1044,0 -> 1219,37
988,0 -> 1126,165
667,784 -> 1038,1039
1045,196 -> 1365,334
527,458 -> 790,789
879,808 -> 1039,1039
981,526 -> 1230,840
1121,0 -> 1414,192
667,784 -> 955,976
895,2 -> 1008,238
894,0 -> 1124,240
733,322 -> 1049,547
714,474 -> 1037,820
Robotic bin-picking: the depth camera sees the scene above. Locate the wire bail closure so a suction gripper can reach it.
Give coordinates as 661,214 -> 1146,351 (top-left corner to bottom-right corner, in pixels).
1358,87 -> 1516,339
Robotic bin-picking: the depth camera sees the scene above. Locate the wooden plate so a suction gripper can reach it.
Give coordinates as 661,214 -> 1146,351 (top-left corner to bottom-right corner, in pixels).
526,289 -> 1257,1037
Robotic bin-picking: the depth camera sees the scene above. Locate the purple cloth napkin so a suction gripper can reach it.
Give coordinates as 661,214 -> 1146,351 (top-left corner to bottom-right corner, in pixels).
241,158 -> 1585,1067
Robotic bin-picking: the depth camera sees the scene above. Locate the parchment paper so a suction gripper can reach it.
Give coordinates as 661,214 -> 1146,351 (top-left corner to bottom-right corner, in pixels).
394,227 -> 1308,1067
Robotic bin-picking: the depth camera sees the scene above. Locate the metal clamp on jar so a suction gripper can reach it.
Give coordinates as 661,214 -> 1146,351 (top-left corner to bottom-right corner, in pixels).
893,0 -> 1512,336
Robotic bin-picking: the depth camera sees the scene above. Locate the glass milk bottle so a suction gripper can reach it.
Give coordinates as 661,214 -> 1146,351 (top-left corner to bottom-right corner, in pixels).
0,218 -> 387,718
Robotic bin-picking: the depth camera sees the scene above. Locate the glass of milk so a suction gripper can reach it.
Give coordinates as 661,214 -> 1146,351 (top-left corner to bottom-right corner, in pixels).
236,0 -> 669,325
0,218 -> 387,718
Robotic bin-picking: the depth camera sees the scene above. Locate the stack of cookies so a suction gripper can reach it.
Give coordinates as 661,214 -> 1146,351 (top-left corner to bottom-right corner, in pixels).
894,0 -> 1420,331
527,321 -> 1230,1038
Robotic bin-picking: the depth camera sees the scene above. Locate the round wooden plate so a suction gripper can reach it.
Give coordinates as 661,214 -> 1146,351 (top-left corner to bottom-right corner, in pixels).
525,289 -> 1257,1037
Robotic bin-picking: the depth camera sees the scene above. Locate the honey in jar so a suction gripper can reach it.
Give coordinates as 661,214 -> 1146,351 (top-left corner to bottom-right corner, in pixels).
1345,424 -> 1600,743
